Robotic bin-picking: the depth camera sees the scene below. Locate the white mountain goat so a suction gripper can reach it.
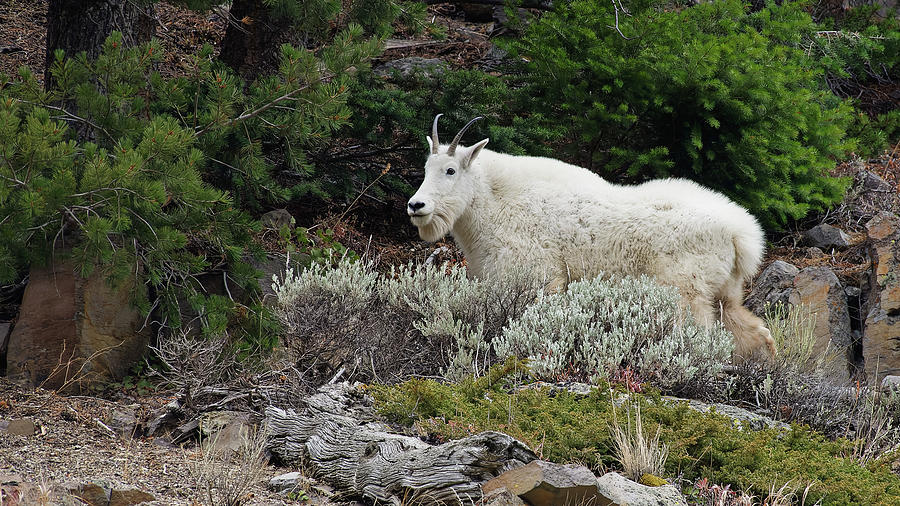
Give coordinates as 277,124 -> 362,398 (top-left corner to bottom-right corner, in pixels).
407,115 -> 776,359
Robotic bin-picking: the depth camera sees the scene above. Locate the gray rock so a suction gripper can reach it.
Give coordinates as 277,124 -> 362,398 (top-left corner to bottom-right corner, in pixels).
802,223 -> 851,250
859,170 -> 893,193
596,472 -> 687,506
269,471 -> 307,492
805,246 -> 825,258
477,44 -> 511,72
0,418 -> 35,436
882,375 -> 900,392
665,398 -> 789,431
260,208 -> 293,230
482,460 -> 606,506
746,260 -> 799,315
106,408 -> 138,438
479,486 -> 527,506
200,411 -> 252,454
374,57 -> 447,79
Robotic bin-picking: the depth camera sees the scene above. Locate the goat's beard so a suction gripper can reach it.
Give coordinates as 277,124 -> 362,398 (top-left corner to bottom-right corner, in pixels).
414,211 -> 454,242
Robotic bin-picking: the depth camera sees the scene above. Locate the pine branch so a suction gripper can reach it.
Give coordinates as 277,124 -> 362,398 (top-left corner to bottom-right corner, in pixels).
193,73 -> 336,138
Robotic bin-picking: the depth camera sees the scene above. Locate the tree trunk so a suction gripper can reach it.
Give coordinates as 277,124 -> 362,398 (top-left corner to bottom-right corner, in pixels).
218,0 -> 293,81
45,0 -> 155,88
265,383 -> 537,505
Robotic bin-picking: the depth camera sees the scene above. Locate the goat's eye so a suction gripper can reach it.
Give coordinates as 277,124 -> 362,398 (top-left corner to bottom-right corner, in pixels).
446,167 -> 456,176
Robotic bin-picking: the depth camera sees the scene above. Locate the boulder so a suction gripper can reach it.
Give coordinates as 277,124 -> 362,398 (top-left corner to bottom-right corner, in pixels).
6,260 -> 152,392
789,266 -> 853,356
482,460 -> 611,506
802,223 -> 851,250
746,260 -> 799,315
863,212 -> 900,380
596,472 -> 688,506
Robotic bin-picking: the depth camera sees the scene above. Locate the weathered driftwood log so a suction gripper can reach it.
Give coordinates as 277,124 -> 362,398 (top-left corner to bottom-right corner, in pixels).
265,383 -> 536,505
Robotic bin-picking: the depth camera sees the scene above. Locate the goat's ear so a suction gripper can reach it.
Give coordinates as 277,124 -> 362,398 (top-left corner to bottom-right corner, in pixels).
462,138 -> 489,169
426,136 -> 435,153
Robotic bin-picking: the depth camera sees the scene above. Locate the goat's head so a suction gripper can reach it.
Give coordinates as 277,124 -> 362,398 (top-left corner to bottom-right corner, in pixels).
408,114 -> 489,242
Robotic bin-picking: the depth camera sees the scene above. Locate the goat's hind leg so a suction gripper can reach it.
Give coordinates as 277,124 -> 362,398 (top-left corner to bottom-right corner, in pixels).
720,284 -> 776,360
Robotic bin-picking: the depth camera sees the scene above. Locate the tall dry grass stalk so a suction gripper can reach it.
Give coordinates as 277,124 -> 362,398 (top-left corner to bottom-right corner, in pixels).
609,401 -> 668,482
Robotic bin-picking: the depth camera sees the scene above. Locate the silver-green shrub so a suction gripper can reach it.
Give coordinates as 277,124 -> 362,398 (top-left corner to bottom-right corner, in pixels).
272,260 -> 733,387
271,258 -> 539,383
494,275 -> 734,386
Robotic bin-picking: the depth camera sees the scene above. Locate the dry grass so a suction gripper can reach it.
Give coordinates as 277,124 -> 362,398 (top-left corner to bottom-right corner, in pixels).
188,423 -> 270,506
609,401 -> 668,482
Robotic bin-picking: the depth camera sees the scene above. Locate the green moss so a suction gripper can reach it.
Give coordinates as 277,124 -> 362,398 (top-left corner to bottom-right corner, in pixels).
371,367 -> 900,504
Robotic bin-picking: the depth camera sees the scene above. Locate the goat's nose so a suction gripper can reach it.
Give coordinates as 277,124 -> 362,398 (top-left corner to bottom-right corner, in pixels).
408,201 -> 426,211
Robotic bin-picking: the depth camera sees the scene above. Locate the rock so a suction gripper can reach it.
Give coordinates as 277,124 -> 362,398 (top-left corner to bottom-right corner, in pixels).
106,408 -> 139,438
68,483 -> 154,506
665,399 -> 789,431
802,223 -> 851,250
260,208 -> 293,230
269,472 -> 307,492
805,246 -> 825,258
882,375 -> 900,392
482,460 -> 610,506
864,212 -> 900,380
596,472 -> 687,506
374,57 -> 447,79
6,260 -> 152,392
746,260 -> 799,315
479,486 -> 527,506
70,483 -> 109,505
108,488 -> 155,506
170,418 -> 200,444
789,266 -> 853,359
0,320 -> 11,357
0,418 -> 35,436
200,411 -> 252,454
477,44 -> 511,73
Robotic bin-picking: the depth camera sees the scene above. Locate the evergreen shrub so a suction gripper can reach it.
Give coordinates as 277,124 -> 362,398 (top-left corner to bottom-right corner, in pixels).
507,0 -> 854,229
0,25 -> 379,325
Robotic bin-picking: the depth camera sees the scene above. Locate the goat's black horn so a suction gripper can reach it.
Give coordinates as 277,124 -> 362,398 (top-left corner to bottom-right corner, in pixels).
447,116 -> 483,156
431,114 -> 443,154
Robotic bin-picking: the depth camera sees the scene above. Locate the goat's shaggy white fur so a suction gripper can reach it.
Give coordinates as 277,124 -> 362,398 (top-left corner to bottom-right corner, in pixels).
408,122 -> 776,358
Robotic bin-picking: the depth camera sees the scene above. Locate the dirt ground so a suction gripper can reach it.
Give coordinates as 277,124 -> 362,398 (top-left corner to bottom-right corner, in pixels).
0,377 -> 343,505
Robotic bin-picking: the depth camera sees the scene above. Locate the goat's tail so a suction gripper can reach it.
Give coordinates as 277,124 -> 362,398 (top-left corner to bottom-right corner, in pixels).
731,223 -> 765,284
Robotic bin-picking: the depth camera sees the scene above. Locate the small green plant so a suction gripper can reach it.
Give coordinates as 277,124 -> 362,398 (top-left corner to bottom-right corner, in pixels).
277,224 -> 359,266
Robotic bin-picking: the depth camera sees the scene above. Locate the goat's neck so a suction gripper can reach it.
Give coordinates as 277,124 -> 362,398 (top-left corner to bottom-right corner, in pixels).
451,173 -> 499,277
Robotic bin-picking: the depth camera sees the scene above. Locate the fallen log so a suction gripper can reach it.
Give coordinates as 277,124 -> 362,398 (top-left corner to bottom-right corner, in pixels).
265,383 -> 536,505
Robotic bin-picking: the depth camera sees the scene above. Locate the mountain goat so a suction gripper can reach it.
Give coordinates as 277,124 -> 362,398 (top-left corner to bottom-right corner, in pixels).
407,115 -> 775,359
